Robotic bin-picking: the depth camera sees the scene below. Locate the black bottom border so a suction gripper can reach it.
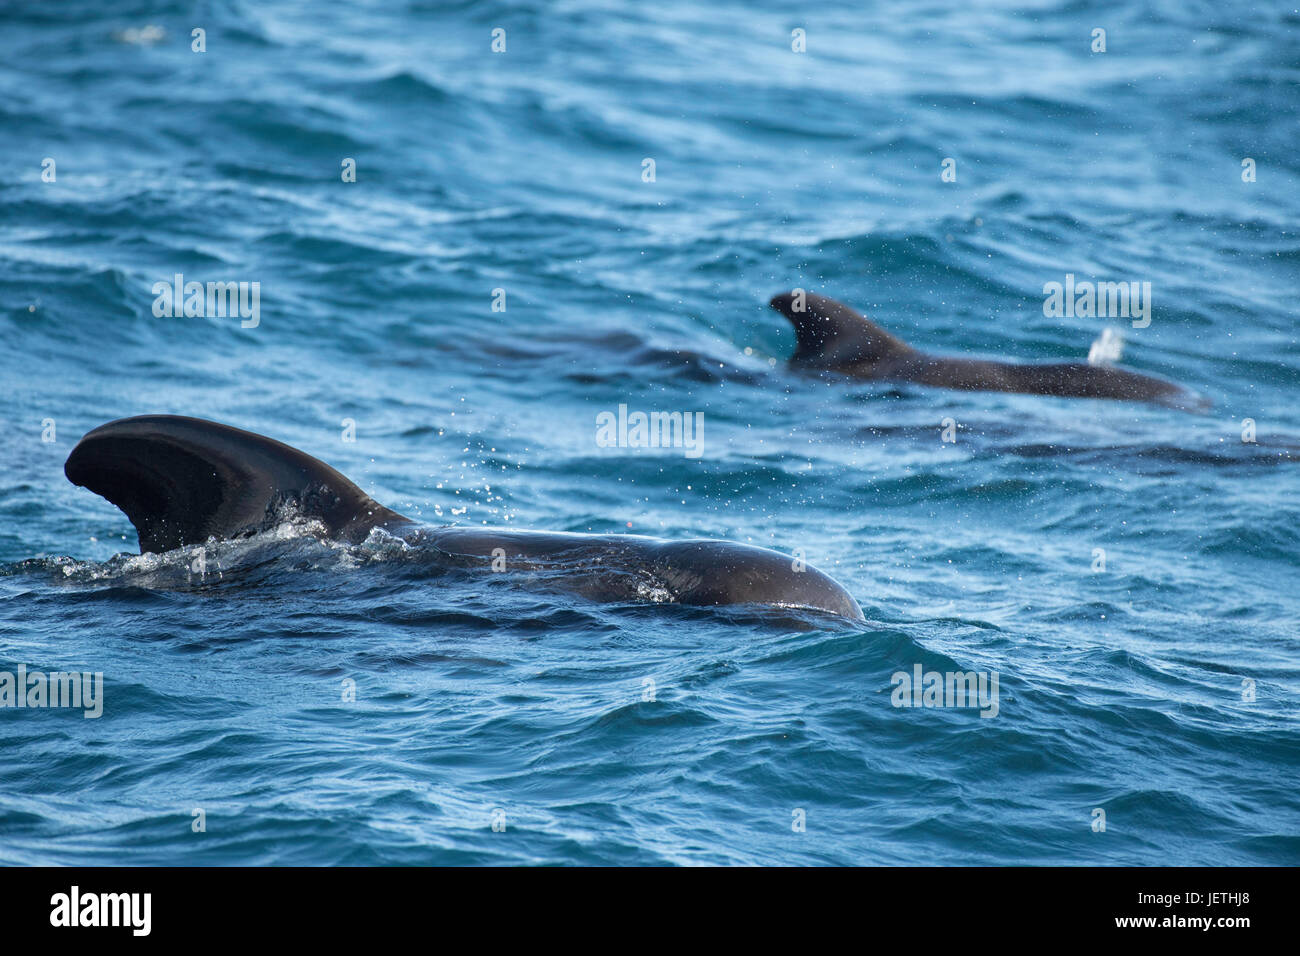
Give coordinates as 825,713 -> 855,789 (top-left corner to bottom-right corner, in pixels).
0,865 -> 1280,941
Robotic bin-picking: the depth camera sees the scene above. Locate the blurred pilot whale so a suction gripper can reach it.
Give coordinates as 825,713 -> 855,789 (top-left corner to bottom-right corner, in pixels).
769,291 -> 1207,410
62,415 -> 864,621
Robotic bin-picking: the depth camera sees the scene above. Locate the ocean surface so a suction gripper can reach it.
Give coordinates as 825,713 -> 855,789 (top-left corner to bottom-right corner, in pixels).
1,0 -> 1297,866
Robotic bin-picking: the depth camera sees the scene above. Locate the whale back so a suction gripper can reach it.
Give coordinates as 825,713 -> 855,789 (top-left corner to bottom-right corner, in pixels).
63,416 -> 864,620
64,415 -> 411,553
769,291 -> 914,370
423,528 -> 866,621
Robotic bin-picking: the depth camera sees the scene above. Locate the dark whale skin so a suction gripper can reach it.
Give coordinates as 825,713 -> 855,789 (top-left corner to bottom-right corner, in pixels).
770,291 -> 1207,410
64,415 -> 864,622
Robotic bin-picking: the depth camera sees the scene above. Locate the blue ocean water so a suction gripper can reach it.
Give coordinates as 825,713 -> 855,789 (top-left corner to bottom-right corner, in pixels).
1,0 -> 1298,866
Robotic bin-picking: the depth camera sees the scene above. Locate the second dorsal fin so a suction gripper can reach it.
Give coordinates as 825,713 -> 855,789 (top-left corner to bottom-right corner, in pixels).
769,291 -> 914,369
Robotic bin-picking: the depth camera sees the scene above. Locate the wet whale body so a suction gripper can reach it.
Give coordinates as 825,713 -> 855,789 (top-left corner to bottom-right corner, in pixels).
769,291 -> 1206,409
63,416 -> 864,621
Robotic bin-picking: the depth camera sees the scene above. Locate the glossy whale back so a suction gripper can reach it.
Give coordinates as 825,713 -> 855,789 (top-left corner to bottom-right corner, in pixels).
63,416 -> 864,621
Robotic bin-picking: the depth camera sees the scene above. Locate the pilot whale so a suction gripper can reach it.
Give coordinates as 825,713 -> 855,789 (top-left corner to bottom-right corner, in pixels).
769,291 -> 1206,409
63,415 -> 864,621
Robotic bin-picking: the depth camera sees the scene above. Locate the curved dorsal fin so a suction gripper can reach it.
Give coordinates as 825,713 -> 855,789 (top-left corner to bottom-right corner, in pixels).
64,415 -> 411,553
769,291 -> 913,369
